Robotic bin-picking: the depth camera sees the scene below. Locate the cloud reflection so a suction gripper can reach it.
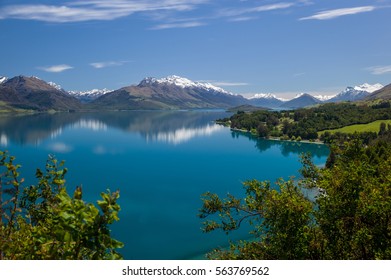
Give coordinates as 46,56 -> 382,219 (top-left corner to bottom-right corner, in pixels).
72,119 -> 107,131
147,123 -> 224,144
48,142 -> 73,153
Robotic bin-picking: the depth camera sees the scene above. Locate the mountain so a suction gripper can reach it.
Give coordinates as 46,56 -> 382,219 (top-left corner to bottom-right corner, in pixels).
0,76 -> 82,111
247,93 -> 285,108
90,75 -> 249,110
69,88 -> 112,103
281,93 -> 321,109
329,83 -> 384,102
366,82 -> 391,100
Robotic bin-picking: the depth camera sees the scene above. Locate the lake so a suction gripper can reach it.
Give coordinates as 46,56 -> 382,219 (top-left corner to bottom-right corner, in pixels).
0,110 -> 329,259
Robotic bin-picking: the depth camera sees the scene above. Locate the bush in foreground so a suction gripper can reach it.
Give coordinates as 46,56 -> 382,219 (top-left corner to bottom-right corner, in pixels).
0,152 -> 123,260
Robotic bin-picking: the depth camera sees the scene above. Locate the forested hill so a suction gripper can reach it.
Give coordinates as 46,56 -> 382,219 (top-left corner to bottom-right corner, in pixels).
218,102 -> 391,141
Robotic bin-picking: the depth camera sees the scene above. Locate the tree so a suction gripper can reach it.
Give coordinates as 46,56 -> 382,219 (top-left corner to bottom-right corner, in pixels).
257,123 -> 269,138
0,152 -> 123,260
199,139 -> 391,260
379,122 -> 386,136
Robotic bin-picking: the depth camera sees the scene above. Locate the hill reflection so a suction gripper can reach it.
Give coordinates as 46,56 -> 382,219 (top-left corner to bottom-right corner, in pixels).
231,131 -> 329,159
0,111 -> 230,146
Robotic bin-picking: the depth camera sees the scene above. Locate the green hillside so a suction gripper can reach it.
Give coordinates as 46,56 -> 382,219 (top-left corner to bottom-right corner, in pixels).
319,120 -> 391,135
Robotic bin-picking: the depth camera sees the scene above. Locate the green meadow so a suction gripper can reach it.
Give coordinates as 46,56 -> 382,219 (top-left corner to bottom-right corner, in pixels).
319,120 -> 391,135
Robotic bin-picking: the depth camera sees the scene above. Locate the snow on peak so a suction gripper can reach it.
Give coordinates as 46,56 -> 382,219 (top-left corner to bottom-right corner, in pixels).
354,83 -> 383,93
48,81 -> 64,91
69,88 -> 112,96
140,75 -> 232,95
314,94 -> 336,101
249,93 -> 278,100
0,76 -> 8,84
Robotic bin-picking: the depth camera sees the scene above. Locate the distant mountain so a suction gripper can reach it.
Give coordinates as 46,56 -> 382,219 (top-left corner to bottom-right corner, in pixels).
0,76 -> 81,111
247,93 -> 285,108
90,75 -> 249,110
281,93 -> 321,109
329,83 -> 384,102
366,82 -> 391,100
69,88 -> 112,103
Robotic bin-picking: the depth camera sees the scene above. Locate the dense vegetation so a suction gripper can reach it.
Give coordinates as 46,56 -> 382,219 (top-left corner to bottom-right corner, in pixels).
218,102 -> 391,141
199,124 -> 391,259
0,153 -> 123,260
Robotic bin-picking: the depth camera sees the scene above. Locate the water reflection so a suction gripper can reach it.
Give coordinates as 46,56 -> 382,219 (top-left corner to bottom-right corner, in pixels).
0,111 -> 230,146
150,124 -> 224,144
231,130 -> 328,159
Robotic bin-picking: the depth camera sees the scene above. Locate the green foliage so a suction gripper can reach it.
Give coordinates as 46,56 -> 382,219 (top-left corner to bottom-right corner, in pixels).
226,103 -> 391,141
0,152 -> 123,260
200,136 -> 391,259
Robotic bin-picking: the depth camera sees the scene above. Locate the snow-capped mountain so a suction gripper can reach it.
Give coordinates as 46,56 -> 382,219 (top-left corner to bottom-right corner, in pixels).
139,75 -> 233,95
249,93 -> 286,101
248,93 -> 285,108
0,76 -> 8,84
314,94 -> 335,101
282,93 -> 321,109
91,75 -> 248,110
366,82 -> 391,100
47,81 -> 64,91
354,83 -> 383,93
329,83 -> 384,102
69,88 -> 112,103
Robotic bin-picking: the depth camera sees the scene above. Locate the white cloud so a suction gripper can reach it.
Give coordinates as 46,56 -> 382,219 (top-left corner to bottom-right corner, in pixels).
0,1 -> 209,23
151,21 -> 205,30
300,6 -> 375,20
212,81 -> 249,87
90,60 -> 129,69
228,17 -> 256,22
37,64 -> 73,73
367,65 -> 391,75
219,2 -> 294,18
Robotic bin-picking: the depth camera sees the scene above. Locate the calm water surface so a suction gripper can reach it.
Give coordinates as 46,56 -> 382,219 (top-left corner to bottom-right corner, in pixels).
0,111 -> 329,259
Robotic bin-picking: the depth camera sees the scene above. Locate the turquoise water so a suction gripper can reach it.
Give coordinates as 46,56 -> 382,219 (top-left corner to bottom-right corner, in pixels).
0,111 -> 329,259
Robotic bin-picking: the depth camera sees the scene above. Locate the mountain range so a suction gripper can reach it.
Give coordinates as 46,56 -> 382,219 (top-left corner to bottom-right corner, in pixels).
247,83 -> 385,109
0,75 -> 389,111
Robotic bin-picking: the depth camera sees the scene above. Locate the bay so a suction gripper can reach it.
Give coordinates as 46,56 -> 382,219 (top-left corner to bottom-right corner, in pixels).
0,111 -> 329,259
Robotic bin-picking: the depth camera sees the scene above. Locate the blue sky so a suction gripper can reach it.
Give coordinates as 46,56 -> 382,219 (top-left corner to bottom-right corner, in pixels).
1,0 -> 390,98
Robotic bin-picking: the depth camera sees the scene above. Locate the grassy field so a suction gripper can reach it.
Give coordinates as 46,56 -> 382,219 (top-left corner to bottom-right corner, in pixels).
319,119 -> 391,135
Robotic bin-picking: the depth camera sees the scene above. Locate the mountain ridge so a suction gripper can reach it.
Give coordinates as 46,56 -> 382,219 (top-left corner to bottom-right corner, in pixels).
0,75 -> 389,111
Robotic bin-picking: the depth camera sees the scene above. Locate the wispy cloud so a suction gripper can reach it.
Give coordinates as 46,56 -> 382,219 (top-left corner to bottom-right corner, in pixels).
90,60 -> 129,69
151,21 -> 205,30
37,64 -> 73,73
367,65 -> 391,75
299,6 -> 376,20
228,16 -> 256,22
212,81 -> 249,87
219,2 -> 295,18
0,0 -> 209,23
